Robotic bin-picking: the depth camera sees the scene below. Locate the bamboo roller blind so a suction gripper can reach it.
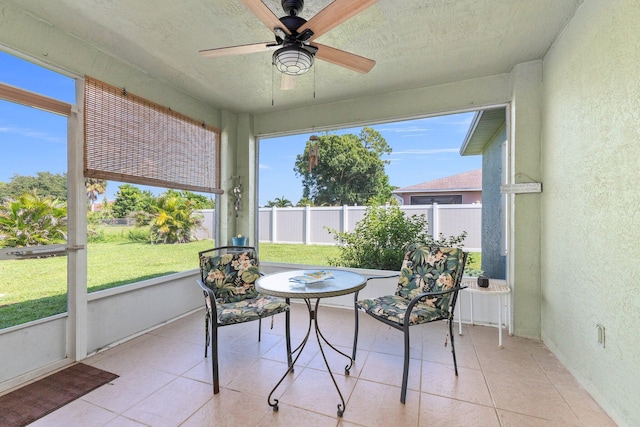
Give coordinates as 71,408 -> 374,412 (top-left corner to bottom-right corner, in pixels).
84,76 -> 221,194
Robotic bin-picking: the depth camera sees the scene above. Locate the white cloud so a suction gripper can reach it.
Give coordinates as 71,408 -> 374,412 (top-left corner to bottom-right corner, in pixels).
0,126 -> 62,143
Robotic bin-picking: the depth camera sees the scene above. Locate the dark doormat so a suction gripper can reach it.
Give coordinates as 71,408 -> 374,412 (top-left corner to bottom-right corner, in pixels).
0,363 -> 119,427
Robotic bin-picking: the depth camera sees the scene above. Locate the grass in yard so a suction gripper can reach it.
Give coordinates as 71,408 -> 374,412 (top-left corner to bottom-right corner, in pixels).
1,236 -> 480,329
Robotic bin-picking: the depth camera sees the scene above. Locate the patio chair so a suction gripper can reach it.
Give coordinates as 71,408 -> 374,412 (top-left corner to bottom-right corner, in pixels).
197,245 -> 292,393
352,244 -> 468,403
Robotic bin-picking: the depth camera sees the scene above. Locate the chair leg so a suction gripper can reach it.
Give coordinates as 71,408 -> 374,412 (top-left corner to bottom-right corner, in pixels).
204,308 -> 210,358
352,296 -> 360,360
400,325 -> 410,404
212,322 -> 220,394
285,304 -> 293,369
449,318 -> 459,376
258,317 -> 262,342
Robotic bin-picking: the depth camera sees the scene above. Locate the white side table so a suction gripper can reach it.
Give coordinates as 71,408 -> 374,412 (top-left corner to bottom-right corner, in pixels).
457,278 -> 512,348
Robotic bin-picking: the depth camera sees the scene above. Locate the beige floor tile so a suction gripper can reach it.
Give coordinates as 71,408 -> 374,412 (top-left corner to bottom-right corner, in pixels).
496,409 -> 579,427
421,360 -> 493,406
103,416 -> 149,426
278,366 -> 357,418
485,374 -> 581,425
182,388 -> 272,427
29,399 -> 118,426
358,350 -> 422,391
256,402 -> 339,427
122,377 -> 213,426
555,384 -> 617,427
81,364 -> 177,413
225,357 -> 298,396
25,307 -> 612,427
419,392 -> 500,427
342,379 -> 420,427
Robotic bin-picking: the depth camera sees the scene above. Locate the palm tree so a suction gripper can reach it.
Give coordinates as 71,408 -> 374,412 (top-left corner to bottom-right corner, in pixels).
85,178 -> 107,210
267,196 -> 293,207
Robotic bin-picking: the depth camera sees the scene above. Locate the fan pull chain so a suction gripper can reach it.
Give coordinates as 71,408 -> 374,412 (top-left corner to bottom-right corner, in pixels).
313,63 -> 316,99
271,66 -> 275,106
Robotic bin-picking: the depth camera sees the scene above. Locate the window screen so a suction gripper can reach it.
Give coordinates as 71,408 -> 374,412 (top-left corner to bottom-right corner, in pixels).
84,76 -> 221,193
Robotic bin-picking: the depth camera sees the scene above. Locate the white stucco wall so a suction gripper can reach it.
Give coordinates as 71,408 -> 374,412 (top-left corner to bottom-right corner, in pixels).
541,1 -> 640,425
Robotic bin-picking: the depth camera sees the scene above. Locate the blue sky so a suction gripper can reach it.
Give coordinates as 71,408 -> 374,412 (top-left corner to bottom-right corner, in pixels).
0,50 -> 481,205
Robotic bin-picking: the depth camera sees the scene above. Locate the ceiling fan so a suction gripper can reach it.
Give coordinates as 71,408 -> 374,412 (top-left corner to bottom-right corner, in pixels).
199,0 -> 377,87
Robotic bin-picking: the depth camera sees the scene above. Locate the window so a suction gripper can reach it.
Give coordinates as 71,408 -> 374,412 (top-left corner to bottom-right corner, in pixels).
411,195 -> 463,205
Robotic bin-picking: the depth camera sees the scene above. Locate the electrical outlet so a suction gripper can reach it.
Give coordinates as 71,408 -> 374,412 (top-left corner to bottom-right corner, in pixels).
596,324 -> 606,348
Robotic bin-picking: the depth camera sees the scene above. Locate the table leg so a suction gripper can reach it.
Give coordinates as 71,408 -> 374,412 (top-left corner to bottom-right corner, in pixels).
266,298 -> 353,418
498,294 -> 503,348
508,293 -> 513,336
267,299 -> 313,413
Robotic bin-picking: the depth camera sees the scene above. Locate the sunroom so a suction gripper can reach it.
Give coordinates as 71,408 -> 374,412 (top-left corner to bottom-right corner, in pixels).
0,0 -> 638,425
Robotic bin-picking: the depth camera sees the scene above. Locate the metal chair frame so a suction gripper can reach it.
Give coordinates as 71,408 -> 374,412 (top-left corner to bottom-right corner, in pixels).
352,249 -> 467,403
197,245 -> 292,394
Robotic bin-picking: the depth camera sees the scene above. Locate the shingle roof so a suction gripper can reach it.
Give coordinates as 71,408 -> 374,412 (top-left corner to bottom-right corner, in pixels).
393,169 -> 482,193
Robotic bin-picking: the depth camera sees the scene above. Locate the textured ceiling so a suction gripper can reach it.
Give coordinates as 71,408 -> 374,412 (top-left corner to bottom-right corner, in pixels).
5,0 -> 582,115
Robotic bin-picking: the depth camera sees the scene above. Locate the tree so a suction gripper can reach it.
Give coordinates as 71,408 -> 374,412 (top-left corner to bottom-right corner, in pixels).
85,178 -> 107,209
266,196 -> 293,207
296,197 -> 315,207
0,190 -> 67,247
326,203 -> 467,270
112,184 -> 149,218
294,127 -> 392,206
0,172 -> 67,202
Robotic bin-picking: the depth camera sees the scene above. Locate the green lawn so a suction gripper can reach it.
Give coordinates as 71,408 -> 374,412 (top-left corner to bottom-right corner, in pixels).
0,238 -> 479,329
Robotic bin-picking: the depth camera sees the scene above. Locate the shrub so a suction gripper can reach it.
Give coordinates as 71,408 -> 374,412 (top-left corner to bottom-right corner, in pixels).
326,204 -> 466,270
149,194 -> 203,244
0,190 -> 67,247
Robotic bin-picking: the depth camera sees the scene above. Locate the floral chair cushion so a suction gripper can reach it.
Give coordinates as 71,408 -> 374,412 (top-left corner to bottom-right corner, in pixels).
357,245 -> 465,326
395,245 -> 465,312
200,250 -> 260,303
216,295 -> 289,326
356,294 -> 448,325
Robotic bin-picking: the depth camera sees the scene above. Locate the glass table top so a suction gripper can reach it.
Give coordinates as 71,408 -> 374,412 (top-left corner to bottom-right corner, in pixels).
256,269 -> 366,299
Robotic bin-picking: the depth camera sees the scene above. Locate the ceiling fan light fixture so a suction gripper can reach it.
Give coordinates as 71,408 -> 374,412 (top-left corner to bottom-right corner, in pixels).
273,45 -> 314,75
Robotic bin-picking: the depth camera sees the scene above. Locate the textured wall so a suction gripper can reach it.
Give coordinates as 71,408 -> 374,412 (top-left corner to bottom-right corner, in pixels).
481,125 -> 507,279
541,1 -> 640,425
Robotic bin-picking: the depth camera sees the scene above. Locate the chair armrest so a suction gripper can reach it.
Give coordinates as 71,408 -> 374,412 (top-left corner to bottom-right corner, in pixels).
197,279 -> 219,319
366,273 -> 400,283
403,285 -> 467,326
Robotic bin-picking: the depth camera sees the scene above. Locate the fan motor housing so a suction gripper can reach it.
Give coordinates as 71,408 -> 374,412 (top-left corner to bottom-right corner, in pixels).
280,15 -> 307,33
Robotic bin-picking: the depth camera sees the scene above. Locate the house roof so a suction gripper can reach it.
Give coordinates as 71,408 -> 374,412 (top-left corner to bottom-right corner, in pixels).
393,169 -> 482,194
460,108 -> 507,155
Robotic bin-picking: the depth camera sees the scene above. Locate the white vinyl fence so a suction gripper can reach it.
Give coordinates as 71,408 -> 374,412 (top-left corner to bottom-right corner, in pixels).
259,204 -> 481,251
198,204 -> 481,251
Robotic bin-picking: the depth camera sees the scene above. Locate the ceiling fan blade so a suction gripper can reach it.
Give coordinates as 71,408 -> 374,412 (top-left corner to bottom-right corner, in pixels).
199,42 -> 273,58
298,0 -> 378,40
239,0 -> 291,35
312,43 -> 375,74
281,74 -> 297,91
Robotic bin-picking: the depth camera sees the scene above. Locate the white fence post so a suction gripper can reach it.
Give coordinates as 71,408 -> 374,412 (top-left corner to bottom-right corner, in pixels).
432,203 -> 439,237
271,206 -> 278,244
304,204 -> 311,244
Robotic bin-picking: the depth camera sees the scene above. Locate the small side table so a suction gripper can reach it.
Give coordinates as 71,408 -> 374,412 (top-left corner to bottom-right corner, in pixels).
458,278 -> 512,348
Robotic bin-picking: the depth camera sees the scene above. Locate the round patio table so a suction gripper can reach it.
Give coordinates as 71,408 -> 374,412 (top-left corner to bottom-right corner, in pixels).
256,269 -> 366,417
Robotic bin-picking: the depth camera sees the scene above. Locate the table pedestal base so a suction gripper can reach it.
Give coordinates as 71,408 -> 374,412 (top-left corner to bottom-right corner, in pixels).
267,298 -> 353,417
